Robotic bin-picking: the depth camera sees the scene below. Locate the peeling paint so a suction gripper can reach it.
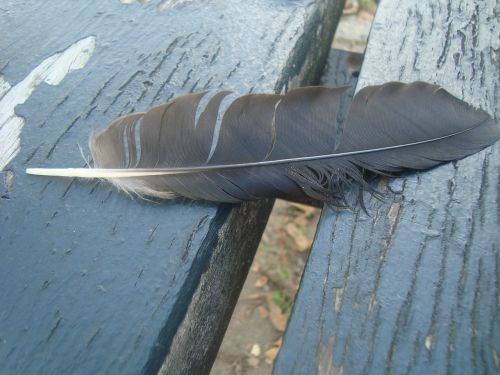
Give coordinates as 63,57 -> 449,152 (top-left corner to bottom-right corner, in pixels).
368,293 -> 377,311
120,0 -> 149,4
158,0 -> 195,11
317,336 -> 342,375
387,202 -> 401,236
425,335 -> 433,350
333,286 -> 344,312
0,36 -> 95,170
1,170 -> 14,198
0,76 -> 11,99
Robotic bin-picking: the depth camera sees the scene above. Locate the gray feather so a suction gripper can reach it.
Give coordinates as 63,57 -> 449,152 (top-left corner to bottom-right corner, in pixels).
27,81 -> 500,205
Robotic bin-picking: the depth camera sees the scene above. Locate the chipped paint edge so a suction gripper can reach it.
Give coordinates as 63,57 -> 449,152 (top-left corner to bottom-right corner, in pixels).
0,36 -> 96,170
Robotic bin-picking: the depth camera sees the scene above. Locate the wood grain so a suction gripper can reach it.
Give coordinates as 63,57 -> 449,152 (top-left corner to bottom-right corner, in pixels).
275,0 -> 500,374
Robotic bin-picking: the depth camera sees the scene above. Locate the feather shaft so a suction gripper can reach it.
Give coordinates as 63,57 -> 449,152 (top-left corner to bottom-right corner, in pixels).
26,118 -> 489,178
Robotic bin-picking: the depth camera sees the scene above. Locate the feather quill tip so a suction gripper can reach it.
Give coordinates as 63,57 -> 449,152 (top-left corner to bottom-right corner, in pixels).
25,168 -> 171,178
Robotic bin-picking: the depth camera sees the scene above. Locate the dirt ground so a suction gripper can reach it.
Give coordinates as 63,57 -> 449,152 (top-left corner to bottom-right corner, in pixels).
211,3 -> 376,374
211,201 -> 320,374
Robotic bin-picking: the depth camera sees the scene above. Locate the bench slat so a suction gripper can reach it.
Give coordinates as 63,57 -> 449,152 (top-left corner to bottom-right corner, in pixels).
0,1 -> 344,374
275,0 -> 499,374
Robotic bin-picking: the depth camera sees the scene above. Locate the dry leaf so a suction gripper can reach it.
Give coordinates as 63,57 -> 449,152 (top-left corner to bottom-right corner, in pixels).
251,262 -> 261,273
357,10 -> 374,21
284,222 -> 299,236
264,347 -> 280,364
235,362 -> 244,375
296,237 -> 312,252
285,222 -> 312,252
247,356 -> 260,367
273,337 -> 283,347
255,275 -> 269,288
268,300 -> 287,332
250,343 -> 261,357
264,337 -> 283,365
257,306 -> 269,319
242,292 -> 269,301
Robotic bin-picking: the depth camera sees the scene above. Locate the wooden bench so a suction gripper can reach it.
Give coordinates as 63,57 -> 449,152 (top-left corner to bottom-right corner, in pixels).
0,1 -> 344,374
275,0 -> 499,374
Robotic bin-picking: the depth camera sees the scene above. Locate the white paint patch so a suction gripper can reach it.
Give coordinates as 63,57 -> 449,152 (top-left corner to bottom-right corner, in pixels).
425,335 -> 433,351
119,0 -> 189,11
0,36 -> 96,170
158,0 -> 194,11
0,76 -> 11,100
119,0 -> 149,4
44,37 -> 96,85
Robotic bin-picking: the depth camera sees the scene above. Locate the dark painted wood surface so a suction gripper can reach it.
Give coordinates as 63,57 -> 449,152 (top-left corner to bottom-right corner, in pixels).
275,0 -> 500,374
0,1 -> 344,374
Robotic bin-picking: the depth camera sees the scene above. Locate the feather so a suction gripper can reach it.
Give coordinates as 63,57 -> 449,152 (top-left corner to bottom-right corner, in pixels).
26,81 -> 500,205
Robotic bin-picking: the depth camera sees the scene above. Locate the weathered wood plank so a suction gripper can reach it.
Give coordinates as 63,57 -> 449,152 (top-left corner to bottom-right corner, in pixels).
275,0 -> 500,374
0,1 -> 344,374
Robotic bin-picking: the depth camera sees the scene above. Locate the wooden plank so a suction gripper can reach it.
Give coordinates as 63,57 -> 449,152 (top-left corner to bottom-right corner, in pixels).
275,0 -> 500,374
0,1 -> 344,374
